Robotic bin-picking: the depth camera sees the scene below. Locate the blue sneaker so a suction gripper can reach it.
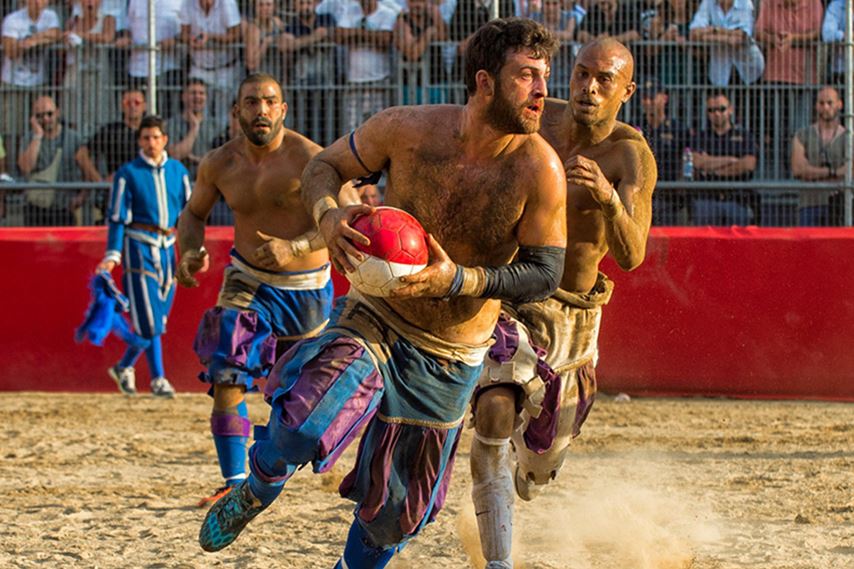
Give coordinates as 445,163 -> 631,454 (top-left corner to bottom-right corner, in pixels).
199,479 -> 268,552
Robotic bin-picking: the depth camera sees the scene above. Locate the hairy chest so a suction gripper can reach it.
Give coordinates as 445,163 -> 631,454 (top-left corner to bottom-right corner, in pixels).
390,157 -> 525,263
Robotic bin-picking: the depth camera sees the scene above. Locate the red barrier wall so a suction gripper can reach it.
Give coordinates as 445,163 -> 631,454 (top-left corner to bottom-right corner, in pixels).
2,226 -> 853,400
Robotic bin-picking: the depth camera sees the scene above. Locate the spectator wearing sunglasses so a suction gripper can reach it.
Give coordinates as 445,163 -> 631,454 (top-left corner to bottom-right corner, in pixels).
76,88 -> 148,221
76,88 -> 147,185
1,0 -> 62,141
18,94 -> 86,226
690,91 -> 757,225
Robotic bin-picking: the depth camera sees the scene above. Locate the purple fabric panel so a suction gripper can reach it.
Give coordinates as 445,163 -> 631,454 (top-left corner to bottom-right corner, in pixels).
401,428 -> 449,534
572,361 -> 597,438
522,360 -> 562,454
488,314 -> 520,363
210,413 -> 252,437
193,307 -> 277,370
316,381 -> 382,474
356,422 -> 402,525
428,429 -> 461,524
262,340 -> 304,401
337,431 -> 368,498
277,339 -> 369,431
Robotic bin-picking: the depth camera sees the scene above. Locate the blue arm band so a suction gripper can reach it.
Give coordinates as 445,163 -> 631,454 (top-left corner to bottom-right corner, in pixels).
481,245 -> 565,304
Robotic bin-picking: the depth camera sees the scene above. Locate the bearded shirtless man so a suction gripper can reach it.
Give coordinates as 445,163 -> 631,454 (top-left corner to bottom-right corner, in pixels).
470,37 -> 658,568
198,18 -> 568,569
176,73 -> 357,507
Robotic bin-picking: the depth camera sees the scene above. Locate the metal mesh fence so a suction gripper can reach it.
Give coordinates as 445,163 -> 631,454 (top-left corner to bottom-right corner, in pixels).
0,0 -> 851,227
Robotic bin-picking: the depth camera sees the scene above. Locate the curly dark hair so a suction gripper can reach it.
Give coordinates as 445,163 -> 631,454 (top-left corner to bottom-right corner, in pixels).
464,17 -> 559,95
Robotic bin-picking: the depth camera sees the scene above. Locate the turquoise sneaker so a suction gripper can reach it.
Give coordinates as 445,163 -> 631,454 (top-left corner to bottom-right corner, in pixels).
199,479 -> 268,552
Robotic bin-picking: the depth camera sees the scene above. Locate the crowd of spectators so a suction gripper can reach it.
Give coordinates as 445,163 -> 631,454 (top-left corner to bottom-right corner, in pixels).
0,0 -> 851,226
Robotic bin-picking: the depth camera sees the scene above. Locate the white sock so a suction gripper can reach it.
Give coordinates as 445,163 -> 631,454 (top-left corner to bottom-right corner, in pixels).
471,433 -> 514,568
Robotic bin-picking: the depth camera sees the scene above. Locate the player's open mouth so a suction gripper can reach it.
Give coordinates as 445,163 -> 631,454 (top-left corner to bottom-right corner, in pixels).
576,99 -> 596,110
525,103 -> 542,114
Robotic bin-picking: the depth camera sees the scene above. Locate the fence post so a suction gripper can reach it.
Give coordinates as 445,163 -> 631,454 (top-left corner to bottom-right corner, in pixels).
147,0 -> 158,115
845,0 -> 853,226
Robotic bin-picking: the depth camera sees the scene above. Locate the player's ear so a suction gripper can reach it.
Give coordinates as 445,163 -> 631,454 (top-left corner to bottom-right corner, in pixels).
622,80 -> 637,104
281,100 -> 288,121
476,70 -> 495,97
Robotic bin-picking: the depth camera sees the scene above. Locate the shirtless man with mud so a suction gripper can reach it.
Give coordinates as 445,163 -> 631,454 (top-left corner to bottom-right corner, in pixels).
470,37 -> 657,569
176,72 -> 356,506
198,19 -> 567,568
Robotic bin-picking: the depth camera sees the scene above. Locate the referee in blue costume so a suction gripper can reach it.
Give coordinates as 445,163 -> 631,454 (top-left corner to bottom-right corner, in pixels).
95,115 -> 192,398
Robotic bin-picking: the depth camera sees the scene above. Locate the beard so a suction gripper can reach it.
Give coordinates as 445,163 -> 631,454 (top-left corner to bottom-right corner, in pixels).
239,114 -> 283,146
485,82 -> 540,135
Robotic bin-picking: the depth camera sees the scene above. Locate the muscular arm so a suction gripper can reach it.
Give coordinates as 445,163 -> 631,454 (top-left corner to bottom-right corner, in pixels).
175,154 -> 220,286
300,112 -> 394,217
178,154 -> 220,254
567,141 -> 655,271
604,143 -> 655,270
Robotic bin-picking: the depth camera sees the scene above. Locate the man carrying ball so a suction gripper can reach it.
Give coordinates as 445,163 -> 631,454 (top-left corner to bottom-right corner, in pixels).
199,17 -> 567,568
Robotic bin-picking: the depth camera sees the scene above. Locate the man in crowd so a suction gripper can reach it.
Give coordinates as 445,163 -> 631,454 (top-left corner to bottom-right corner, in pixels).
166,78 -> 221,179
17,94 -> 86,226
690,91 -> 757,225
77,88 -> 147,184
335,0 -> 400,131
1,0 -> 61,140
689,0 -> 764,86
791,86 -> 848,226
180,0 -> 243,122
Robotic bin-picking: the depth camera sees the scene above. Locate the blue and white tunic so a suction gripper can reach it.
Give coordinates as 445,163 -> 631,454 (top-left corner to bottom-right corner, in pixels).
103,151 -> 191,339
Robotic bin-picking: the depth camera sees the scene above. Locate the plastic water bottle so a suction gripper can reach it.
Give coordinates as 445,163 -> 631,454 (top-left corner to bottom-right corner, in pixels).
682,147 -> 694,181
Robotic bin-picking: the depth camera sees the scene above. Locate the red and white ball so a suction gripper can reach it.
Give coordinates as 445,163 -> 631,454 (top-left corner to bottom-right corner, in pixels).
344,207 -> 429,297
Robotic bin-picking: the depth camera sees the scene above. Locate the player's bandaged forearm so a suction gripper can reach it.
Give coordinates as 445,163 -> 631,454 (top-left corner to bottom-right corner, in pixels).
447,245 -> 565,304
312,196 -> 338,225
289,230 -> 325,258
602,187 -> 625,219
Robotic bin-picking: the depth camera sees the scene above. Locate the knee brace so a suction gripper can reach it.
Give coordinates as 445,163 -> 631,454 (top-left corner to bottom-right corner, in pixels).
470,433 -> 514,567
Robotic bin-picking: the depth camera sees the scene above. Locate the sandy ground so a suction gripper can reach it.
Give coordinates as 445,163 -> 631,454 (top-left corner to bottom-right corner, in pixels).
1,392 -> 852,569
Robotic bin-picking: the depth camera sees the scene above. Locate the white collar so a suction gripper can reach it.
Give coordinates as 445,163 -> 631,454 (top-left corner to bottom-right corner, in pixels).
140,150 -> 168,168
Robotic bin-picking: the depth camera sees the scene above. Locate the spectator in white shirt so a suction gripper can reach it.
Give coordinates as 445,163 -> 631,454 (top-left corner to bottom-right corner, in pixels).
179,0 -> 243,123
688,0 -> 764,86
335,0 -> 399,131
2,0 -> 61,140
117,0 -> 184,117
62,0 -> 117,133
